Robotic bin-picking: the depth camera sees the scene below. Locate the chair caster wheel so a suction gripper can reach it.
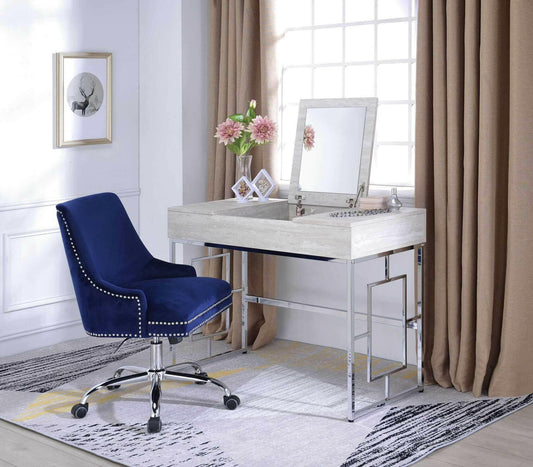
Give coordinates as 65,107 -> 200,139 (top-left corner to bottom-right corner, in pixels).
71,403 -> 88,419
224,395 -> 240,410
106,378 -> 121,391
195,371 -> 208,385
147,416 -> 162,433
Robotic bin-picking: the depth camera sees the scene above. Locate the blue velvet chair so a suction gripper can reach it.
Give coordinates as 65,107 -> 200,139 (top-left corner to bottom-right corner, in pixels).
56,192 -> 239,433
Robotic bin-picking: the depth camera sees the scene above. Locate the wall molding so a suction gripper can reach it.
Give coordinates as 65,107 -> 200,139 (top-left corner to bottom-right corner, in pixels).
0,188 -> 141,212
2,228 -> 75,313
5,293 -> 76,313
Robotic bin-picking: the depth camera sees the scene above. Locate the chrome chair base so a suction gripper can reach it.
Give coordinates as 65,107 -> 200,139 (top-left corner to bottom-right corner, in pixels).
70,337 -> 240,433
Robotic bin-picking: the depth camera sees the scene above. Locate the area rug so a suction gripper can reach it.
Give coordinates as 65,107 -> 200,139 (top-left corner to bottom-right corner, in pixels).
0,337 -> 530,467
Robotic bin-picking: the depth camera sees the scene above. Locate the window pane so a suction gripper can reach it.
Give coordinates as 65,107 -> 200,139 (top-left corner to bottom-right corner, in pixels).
411,20 -> 417,58
371,145 -> 410,185
278,0 -> 417,186
345,65 -> 375,97
376,104 -> 409,141
377,22 -> 409,60
283,30 -> 312,65
346,0 -> 375,22
377,0 -> 410,19
277,0 -> 312,29
314,28 -> 343,63
345,25 -> 374,62
282,67 -> 312,103
377,63 -> 408,99
314,0 -> 343,25
314,67 -> 343,98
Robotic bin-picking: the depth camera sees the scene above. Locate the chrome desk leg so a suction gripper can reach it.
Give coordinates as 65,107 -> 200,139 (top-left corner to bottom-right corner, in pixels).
169,240 -> 177,362
225,250 -> 231,331
416,244 -> 424,391
347,260 -> 356,422
241,251 -> 248,353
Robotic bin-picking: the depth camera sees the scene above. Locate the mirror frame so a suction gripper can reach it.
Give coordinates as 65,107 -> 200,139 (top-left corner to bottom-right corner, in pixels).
288,97 -> 378,207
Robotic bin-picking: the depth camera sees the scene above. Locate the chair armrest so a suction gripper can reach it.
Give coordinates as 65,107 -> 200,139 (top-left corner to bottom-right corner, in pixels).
140,258 -> 196,280
74,274 -> 149,338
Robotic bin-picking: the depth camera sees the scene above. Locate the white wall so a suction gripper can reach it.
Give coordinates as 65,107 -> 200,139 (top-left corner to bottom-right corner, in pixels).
139,0 -> 209,265
181,0 -> 210,264
0,0 -> 140,357
139,0 -> 184,263
182,0 -> 209,206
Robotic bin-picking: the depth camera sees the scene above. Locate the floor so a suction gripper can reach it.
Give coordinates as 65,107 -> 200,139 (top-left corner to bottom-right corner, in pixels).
0,404 -> 532,467
417,403 -> 533,467
0,418 -> 120,466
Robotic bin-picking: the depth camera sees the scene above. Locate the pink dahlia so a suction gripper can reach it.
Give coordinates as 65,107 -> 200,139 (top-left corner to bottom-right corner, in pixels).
248,115 -> 276,144
215,118 -> 244,145
303,124 -> 315,151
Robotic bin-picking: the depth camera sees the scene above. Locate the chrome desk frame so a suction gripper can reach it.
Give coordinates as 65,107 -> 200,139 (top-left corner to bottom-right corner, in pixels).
170,238 -> 424,422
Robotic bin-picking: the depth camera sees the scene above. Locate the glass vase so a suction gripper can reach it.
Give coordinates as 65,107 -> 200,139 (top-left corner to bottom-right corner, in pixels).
234,154 -> 253,202
237,154 -> 253,181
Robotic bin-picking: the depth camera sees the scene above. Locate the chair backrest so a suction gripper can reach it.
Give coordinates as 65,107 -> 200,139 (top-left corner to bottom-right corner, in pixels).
56,192 -> 152,284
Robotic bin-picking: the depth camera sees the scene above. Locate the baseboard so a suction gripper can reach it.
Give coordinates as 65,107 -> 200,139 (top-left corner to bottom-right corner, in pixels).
0,320 -> 86,357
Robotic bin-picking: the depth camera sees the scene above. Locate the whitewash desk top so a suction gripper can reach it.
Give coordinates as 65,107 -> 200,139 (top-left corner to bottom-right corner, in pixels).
168,199 -> 426,260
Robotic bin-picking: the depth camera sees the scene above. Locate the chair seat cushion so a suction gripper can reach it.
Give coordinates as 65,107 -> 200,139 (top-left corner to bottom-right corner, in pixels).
127,277 -> 232,337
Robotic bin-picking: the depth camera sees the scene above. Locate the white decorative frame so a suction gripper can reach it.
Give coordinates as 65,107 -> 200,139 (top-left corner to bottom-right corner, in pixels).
231,176 -> 255,202
56,52 -> 112,148
252,169 -> 276,201
289,98 -> 378,208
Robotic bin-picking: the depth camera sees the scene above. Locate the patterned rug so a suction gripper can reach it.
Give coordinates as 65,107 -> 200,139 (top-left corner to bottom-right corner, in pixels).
0,337 -> 530,467
342,395 -> 533,467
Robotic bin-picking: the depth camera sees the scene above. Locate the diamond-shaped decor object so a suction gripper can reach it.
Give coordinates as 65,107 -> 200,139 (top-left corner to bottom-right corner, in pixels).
252,169 -> 276,201
232,176 -> 254,202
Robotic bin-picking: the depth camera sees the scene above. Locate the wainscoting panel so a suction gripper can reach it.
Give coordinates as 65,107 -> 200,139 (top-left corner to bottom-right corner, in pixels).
3,229 -> 75,313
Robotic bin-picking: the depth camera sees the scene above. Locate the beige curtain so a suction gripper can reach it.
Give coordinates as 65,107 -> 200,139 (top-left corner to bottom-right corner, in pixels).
204,0 -> 278,350
416,0 -> 533,396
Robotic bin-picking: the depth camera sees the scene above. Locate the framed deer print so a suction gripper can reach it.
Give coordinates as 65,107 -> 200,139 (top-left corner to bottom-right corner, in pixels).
56,52 -> 112,148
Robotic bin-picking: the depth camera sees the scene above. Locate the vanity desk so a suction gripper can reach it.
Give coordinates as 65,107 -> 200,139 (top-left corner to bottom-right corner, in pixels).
168,98 -> 426,421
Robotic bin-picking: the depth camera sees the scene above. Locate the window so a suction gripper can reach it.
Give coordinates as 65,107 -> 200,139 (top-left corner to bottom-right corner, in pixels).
277,0 -> 417,189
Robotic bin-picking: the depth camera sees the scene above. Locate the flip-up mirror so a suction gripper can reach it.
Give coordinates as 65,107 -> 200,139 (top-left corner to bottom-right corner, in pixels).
289,98 -> 378,208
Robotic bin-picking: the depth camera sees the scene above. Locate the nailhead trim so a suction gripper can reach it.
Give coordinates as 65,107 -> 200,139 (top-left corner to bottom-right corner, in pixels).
86,332 -> 134,337
147,292 -> 232,326
57,210 -> 143,338
148,304 -> 230,337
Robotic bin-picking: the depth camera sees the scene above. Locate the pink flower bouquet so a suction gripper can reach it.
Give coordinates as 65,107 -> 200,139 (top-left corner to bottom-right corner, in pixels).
215,100 -> 276,156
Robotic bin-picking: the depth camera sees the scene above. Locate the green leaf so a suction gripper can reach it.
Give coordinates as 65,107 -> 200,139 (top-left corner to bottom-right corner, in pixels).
245,107 -> 256,120
229,114 -> 244,122
242,142 -> 255,154
226,142 -> 239,154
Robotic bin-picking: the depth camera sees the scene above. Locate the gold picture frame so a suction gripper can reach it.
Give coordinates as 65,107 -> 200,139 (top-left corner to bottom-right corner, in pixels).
56,52 -> 112,148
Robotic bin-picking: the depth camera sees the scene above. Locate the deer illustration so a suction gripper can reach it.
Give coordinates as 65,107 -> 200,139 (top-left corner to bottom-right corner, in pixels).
71,85 -> 95,116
